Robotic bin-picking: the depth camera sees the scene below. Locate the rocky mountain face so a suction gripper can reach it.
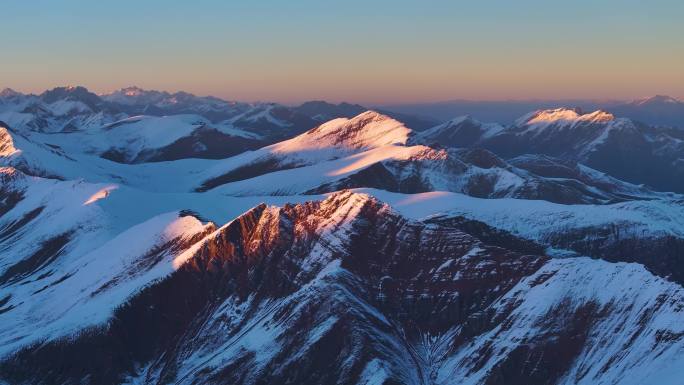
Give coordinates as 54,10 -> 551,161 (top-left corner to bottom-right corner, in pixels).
1,191 -> 683,385
1,88 -> 684,384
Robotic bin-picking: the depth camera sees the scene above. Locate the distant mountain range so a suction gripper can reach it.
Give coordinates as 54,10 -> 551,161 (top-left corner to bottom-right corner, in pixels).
380,95 -> 684,128
415,107 -> 684,193
0,86 -> 436,137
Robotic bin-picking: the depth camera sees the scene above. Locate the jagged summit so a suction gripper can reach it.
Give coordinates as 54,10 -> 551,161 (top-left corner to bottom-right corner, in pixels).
102,86 -> 189,106
40,85 -> 93,98
39,85 -> 102,109
172,189 -> 384,269
101,86 -> 232,107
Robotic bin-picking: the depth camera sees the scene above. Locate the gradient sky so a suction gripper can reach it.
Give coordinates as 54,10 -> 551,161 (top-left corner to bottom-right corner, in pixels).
1,0 -> 683,104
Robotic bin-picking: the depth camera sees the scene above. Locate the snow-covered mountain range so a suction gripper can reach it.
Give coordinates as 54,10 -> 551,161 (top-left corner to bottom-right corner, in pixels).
382,95 -> 684,128
1,87 -> 684,385
415,108 -> 684,193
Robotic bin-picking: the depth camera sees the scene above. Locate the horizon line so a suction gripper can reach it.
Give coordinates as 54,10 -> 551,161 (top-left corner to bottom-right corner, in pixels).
2,84 -> 682,106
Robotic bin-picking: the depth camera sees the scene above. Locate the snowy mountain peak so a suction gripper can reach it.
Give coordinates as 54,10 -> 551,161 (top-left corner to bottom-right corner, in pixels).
272,110 -> 411,153
343,110 -> 394,124
517,107 -> 615,128
314,110 -> 409,141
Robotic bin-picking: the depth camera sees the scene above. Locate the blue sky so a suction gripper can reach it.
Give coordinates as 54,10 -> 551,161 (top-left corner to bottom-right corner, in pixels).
1,0 -> 683,103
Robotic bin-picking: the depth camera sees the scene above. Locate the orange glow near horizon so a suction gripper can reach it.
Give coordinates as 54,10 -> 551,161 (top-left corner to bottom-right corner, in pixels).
1,1 -> 683,104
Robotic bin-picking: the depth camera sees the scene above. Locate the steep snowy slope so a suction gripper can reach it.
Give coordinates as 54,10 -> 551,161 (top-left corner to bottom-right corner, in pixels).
273,110 -> 411,151
0,168 -> 211,355
208,144 -> 443,196
0,121 -> 171,185
2,191 -> 683,385
195,111 -> 412,191
0,167 -> 320,357
436,256 -> 684,385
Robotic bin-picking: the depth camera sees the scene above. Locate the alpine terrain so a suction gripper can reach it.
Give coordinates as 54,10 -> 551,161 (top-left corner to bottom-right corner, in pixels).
1,87 -> 684,385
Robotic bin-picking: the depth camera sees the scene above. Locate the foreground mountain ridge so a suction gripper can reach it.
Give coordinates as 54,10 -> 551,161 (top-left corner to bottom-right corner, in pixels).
1,190 -> 683,384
